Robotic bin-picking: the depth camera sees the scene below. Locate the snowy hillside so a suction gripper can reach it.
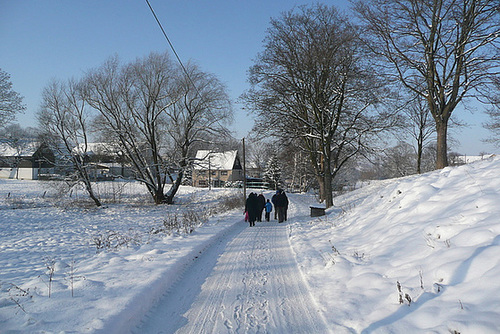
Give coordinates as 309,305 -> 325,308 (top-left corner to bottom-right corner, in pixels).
289,155 -> 500,333
1,155 -> 500,333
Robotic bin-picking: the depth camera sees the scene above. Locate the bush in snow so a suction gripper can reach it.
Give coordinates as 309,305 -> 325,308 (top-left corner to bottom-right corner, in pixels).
397,281 -> 412,306
218,194 -> 244,212
4,283 -> 32,314
92,229 -> 141,252
65,259 -> 85,298
150,193 -> 244,236
151,209 -> 207,236
39,257 -> 56,298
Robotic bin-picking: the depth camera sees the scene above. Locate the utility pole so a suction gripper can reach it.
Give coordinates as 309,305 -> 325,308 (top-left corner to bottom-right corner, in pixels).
208,153 -> 211,190
242,137 -> 247,201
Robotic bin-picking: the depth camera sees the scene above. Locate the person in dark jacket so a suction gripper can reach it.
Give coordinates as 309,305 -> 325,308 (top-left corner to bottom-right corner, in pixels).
275,189 -> 289,223
257,193 -> 266,222
271,191 -> 279,220
283,191 -> 289,221
245,192 -> 259,227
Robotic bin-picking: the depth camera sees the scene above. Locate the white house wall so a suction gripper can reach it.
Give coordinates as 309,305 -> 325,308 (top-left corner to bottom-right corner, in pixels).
0,168 -> 37,180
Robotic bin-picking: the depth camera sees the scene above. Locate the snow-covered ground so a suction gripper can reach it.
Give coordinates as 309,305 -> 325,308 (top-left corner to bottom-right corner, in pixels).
1,156 -> 500,333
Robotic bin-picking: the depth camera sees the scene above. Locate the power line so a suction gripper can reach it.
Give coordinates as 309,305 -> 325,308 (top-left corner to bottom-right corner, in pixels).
145,0 -> 200,96
144,0 -> 232,138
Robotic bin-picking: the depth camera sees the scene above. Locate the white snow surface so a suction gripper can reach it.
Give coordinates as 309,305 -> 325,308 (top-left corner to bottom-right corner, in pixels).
1,156 -> 500,333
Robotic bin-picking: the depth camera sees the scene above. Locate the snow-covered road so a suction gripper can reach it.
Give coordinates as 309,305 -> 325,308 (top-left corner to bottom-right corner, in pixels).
135,198 -> 330,334
4,159 -> 500,333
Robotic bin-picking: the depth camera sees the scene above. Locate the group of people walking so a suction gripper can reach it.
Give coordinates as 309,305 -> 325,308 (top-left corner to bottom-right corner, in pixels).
244,190 -> 289,227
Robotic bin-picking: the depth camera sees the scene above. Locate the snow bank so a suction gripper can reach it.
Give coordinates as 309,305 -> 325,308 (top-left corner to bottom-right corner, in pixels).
288,155 -> 500,333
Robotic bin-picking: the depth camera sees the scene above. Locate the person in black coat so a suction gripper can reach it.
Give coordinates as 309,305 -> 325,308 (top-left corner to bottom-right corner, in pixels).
245,193 -> 259,227
271,191 -> 279,220
283,191 -> 289,221
257,193 -> 266,222
275,189 -> 289,223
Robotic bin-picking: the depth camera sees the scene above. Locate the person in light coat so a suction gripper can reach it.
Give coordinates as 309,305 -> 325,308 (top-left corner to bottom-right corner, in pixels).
264,199 -> 273,222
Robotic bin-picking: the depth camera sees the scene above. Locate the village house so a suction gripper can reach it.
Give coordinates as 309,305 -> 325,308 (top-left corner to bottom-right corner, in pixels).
0,141 -> 55,180
0,141 -> 134,181
192,150 -> 244,188
71,142 -> 135,180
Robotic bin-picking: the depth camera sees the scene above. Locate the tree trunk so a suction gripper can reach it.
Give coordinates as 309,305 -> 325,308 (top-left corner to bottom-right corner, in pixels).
323,174 -> 333,208
164,170 -> 184,204
323,158 -> 334,208
416,128 -> 423,174
82,178 -> 102,207
435,120 -> 449,169
416,146 -> 422,174
154,188 -> 166,204
316,174 -> 325,203
77,163 -> 102,207
88,187 -> 102,207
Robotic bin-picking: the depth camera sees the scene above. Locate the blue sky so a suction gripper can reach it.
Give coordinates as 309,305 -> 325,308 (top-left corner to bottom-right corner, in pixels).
0,0 -> 496,155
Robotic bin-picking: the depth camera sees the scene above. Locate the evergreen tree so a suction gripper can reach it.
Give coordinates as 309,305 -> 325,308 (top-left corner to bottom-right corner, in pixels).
264,154 -> 282,190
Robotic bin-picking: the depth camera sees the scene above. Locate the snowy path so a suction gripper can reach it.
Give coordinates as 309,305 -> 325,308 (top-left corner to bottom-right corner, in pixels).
135,200 -> 330,334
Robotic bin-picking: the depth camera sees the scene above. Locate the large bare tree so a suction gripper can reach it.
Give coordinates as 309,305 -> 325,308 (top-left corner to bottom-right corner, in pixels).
84,52 -> 232,204
162,62 -> 233,203
83,53 -> 176,204
38,79 -> 102,207
355,0 -> 500,169
244,4 -> 397,207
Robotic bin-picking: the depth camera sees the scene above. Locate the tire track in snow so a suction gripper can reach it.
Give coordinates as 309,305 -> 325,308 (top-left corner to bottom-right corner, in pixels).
137,208 -> 330,333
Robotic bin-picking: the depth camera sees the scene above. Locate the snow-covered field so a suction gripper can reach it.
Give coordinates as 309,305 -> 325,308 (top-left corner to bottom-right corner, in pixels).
0,181 -> 244,333
1,156 -> 500,333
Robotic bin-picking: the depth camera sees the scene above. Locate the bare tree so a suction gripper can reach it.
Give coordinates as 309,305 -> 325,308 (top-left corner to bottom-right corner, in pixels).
84,52 -> 232,204
0,69 -> 25,128
162,62 -> 233,203
83,54 -> 176,204
485,110 -> 500,146
243,4 -> 397,207
243,140 -> 274,177
355,0 -> 500,169
399,96 -> 436,173
0,124 -> 38,140
284,148 -> 314,193
383,142 -> 418,178
484,77 -> 500,146
38,79 -> 102,207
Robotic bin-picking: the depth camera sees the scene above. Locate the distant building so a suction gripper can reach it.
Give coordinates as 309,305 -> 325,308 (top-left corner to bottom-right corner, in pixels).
0,141 -> 55,180
246,161 -> 264,179
192,150 -> 244,187
0,141 -> 137,181
449,154 -> 496,166
72,142 -> 135,180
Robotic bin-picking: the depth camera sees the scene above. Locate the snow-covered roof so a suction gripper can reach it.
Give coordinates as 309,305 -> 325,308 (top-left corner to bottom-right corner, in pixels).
72,143 -> 121,156
193,150 -> 238,170
0,141 -> 40,157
